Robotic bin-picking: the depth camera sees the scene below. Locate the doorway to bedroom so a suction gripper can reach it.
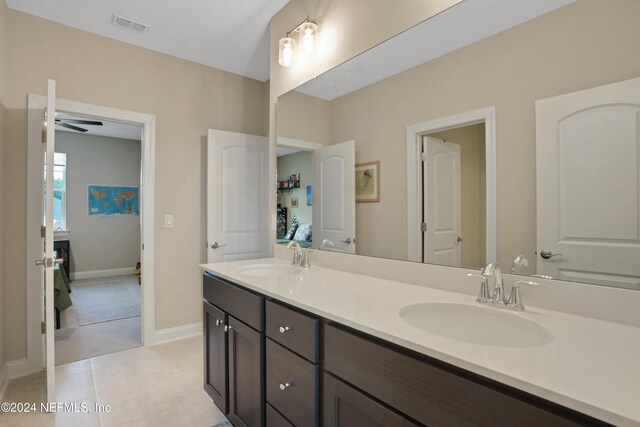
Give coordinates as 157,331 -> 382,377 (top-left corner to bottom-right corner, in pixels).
52,113 -> 143,365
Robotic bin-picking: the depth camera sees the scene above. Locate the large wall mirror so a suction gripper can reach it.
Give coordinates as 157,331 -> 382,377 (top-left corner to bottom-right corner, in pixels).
275,0 -> 640,290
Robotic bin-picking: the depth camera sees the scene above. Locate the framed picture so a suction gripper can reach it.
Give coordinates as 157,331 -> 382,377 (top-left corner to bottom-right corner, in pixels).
291,198 -> 299,208
306,185 -> 312,206
355,161 -> 380,203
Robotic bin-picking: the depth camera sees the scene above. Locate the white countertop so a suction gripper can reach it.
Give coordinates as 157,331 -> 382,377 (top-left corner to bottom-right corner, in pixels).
200,258 -> 640,426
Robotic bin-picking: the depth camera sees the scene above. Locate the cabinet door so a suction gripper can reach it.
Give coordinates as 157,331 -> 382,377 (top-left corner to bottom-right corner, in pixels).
228,316 -> 264,427
203,301 -> 228,413
324,374 -> 417,427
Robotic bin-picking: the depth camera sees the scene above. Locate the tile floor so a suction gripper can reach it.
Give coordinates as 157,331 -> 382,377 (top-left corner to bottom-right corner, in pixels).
1,336 -> 228,427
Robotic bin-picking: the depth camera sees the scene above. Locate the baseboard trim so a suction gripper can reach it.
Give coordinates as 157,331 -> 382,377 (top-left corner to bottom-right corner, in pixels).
151,322 -> 202,346
70,267 -> 136,281
7,358 -> 30,380
0,362 -> 8,401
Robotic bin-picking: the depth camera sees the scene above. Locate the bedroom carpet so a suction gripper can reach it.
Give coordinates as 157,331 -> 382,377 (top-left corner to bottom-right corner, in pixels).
55,275 -> 142,365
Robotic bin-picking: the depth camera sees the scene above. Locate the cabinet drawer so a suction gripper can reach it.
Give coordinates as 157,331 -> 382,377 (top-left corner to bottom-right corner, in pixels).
266,339 -> 318,427
325,324 -> 597,427
266,300 -> 319,362
266,403 -> 294,427
203,273 -> 263,331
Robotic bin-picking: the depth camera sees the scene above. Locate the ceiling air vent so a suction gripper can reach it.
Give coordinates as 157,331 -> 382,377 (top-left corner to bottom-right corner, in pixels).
113,14 -> 149,32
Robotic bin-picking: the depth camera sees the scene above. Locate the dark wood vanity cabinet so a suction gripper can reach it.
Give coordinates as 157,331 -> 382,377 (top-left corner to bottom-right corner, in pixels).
203,273 -> 610,427
203,301 -> 228,412
323,323 -> 609,427
203,273 -> 265,427
228,316 -> 264,427
323,373 -> 416,427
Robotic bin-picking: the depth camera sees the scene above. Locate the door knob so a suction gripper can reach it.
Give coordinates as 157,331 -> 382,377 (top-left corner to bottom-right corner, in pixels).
210,242 -> 226,250
34,258 -> 64,267
456,236 -> 463,243
340,237 -> 355,244
540,249 -> 563,259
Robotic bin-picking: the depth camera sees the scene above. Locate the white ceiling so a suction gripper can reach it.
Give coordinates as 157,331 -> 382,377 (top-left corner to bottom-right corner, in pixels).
55,113 -> 142,141
6,0 -> 289,81
296,0 -> 575,100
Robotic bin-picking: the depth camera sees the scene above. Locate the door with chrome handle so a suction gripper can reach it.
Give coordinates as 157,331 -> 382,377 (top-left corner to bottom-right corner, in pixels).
539,249 -> 563,259
210,241 -> 227,250
339,237 -> 356,245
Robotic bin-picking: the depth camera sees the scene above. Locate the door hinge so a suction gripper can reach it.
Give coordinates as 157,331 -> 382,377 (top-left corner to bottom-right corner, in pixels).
41,226 -> 46,238
41,130 -> 47,144
421,222 -> 427,232
420,152 -> 427,162
41,321 -> 46,334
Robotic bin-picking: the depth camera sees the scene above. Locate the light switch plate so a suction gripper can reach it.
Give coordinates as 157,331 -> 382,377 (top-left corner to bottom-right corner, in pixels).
164,214 -> 174,228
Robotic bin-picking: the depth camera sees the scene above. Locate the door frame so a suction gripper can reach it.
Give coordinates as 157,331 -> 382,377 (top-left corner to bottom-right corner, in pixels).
26,95 -> 156,375
406,106 -> 497,263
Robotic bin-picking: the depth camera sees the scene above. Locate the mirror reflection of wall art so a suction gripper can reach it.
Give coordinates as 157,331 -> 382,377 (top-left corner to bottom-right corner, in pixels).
291,198 -> 299,208
355,161 -> 380,203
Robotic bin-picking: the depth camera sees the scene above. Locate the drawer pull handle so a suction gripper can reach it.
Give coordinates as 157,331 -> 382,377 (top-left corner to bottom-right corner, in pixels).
279,382 -> 293,391
215,319 -> 224,327
224,325 -> 232,332
279,326 -> 292,334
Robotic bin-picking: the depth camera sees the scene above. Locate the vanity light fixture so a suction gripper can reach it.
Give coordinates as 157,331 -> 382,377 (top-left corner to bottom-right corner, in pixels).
278,18 -> 318,67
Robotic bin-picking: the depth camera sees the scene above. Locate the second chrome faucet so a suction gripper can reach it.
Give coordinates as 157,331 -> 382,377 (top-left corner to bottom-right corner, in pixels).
467,260 -> 539,311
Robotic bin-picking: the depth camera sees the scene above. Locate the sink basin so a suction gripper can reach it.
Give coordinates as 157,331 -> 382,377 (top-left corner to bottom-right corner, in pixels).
399,303 -> 553,348
237,264 -> 303,278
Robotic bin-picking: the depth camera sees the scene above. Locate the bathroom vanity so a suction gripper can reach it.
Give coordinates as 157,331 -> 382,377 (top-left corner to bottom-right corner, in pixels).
201,259 -> 640,427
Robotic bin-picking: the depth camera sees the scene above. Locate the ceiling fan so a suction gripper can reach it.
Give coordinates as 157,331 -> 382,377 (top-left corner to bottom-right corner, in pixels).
55,118 -> 104,133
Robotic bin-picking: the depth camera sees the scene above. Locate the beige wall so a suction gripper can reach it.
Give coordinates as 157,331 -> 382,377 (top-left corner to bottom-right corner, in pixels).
56,132 -> 141,276
277,91 -> 330,145
430,124 -> 486,269
2,10 -> 267,361
0,0 -> 7,379
277,151 -> 313,227
272,0 -> 640,274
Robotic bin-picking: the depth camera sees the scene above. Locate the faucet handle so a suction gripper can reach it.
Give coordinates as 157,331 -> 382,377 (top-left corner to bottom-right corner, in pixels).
299,250 -> 311,268
466,273 -> 491,303
508,281 -> 540,311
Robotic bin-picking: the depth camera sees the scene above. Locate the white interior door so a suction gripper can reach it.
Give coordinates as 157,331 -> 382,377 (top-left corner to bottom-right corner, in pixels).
423,136 -> 462,266
313,140 -> 356,254
207,130 -> 269,263
42,79 -> 57,404
536,77 -> 640,289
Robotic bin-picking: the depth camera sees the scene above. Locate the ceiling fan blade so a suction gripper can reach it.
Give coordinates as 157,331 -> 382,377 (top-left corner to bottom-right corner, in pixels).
55,118 -> 103,126
57,122 -> 88,133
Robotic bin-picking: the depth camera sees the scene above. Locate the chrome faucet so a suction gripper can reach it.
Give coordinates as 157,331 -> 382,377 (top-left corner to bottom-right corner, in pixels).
319,239 -> 334,251
287,240 -> 310,268
511,255 -> 529,274
482,262 -> 506,304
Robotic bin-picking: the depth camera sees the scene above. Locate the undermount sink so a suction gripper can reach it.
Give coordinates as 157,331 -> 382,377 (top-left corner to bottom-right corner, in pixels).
237,264 -> 303,278
400,303 -> 553,348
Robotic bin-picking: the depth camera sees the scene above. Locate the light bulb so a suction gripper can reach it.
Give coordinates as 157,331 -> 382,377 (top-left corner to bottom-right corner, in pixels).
299,22 -> 318,53
279,37 -> 296,67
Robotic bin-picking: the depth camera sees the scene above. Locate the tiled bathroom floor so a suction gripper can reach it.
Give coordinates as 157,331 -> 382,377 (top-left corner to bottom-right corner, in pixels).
1,336 -> 227,427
